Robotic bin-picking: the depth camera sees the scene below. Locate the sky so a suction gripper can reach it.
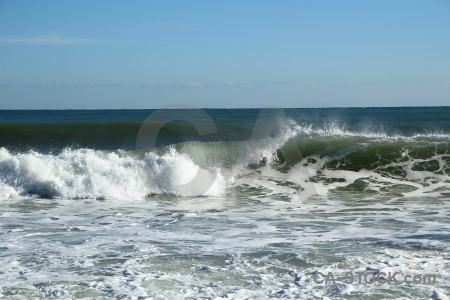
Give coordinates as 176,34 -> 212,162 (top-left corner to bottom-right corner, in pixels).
0,0 -> 449,109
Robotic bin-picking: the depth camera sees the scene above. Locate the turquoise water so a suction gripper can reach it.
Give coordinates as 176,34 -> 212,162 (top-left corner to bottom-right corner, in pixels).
0,107 -> 449,299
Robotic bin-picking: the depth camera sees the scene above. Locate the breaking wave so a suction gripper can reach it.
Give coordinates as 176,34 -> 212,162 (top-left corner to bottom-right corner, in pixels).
0,118 -> 449,200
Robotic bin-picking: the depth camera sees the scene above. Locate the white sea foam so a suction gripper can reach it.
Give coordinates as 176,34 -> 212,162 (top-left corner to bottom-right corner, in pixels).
1,110 -> 449,299
0,147 -> 225,199
1,188 -> 448,299
291,119 -> 450,139
0,117 -> 449,201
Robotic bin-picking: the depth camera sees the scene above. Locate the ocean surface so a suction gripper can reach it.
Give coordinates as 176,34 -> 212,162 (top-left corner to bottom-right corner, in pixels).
0,107 -> 449,299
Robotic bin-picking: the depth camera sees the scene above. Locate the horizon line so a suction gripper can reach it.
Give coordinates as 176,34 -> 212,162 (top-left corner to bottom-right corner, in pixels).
0,105 -> 449,111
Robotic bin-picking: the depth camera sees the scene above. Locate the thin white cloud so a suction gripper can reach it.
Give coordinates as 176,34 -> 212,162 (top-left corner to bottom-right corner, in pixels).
442,81 -> 450,85
141,82 -> 205,89
225,81 -> 254,88
23,83 -> 129,88
180,82 -> 204,88
0,35 -> 107,45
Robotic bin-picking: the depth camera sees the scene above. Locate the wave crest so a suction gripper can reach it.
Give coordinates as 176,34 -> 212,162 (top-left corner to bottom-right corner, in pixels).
0,147 -> 225,199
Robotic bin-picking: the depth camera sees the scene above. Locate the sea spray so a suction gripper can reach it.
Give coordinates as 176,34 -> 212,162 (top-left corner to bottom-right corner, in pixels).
0,147 -> 225,199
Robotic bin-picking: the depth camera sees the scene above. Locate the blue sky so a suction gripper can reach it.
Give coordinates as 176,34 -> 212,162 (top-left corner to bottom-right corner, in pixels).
0,0 -> 449,109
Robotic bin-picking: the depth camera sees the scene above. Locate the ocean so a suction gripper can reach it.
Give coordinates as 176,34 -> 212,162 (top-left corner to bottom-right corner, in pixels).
0,107 -> 449,299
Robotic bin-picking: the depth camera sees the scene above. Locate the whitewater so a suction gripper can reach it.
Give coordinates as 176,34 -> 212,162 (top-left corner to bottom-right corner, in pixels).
0,107 -> 449,299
